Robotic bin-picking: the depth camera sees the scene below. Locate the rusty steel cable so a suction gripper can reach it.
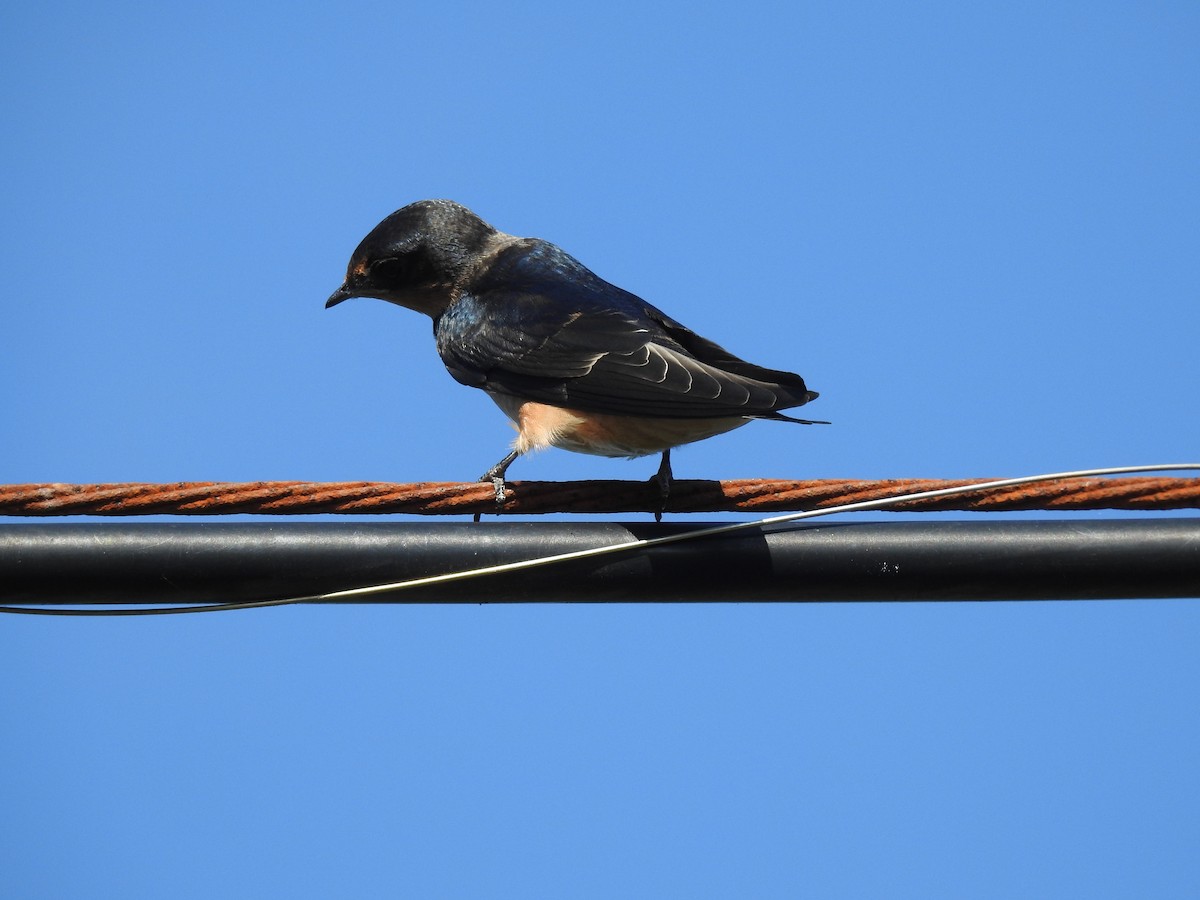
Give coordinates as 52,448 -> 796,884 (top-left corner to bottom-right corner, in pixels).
3,464 -> 1199,614
1,475 -> 1198,517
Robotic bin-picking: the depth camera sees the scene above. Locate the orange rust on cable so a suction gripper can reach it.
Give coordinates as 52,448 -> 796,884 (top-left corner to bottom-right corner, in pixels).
0,477 -> 1198,517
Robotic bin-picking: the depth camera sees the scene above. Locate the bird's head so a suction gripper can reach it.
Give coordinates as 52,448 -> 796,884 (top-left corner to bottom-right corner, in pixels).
326,199 -> 496,317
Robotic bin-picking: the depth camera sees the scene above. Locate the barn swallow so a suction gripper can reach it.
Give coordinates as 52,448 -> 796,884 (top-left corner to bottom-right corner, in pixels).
327,200 -> 826,508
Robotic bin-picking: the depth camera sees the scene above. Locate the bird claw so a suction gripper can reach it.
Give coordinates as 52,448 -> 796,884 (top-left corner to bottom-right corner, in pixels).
490,475 -> 508,505
477,449 -> 519,509
477,470 -> 508,505
650,476 -> 669,522
652,489 -> 672,525
470,474 -> 506,521
650,449 -> 673,522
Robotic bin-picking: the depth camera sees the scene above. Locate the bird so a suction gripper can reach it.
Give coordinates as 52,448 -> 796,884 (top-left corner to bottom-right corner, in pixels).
326,200 -> 826,509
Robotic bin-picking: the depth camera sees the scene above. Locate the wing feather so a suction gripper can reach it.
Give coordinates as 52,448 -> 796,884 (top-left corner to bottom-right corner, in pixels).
434,240 -> 816,419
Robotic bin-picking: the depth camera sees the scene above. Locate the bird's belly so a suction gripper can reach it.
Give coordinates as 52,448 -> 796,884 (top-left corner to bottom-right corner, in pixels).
488,394 -> 749,459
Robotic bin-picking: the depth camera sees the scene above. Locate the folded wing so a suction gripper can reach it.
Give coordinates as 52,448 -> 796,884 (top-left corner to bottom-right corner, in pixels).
435,241 -> 817,420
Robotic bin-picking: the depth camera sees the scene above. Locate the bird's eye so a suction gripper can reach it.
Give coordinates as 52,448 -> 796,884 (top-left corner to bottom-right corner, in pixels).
370,249 -> 439,289
369,257 -> 406,284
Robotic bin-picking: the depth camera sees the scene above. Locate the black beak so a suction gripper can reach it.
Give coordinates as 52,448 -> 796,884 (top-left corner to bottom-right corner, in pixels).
325,284 -> 354,308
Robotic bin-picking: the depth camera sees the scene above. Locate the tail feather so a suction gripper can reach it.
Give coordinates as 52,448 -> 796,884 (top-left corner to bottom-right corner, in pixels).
760,407 -> 831,425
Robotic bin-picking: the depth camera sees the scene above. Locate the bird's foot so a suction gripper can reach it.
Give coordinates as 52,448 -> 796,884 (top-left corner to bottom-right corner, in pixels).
490,475 -> 508,504
475,470 -> 508,504
472,474 -> 507,521
650,449 -> 673,523
478,449 -> 519,509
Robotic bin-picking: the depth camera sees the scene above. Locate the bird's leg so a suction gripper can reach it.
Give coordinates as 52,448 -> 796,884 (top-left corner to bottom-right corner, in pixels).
479,449 -> 520,505
651,448 -> 673,522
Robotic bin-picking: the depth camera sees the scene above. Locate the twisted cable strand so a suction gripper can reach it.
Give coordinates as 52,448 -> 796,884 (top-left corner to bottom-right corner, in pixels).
0,476 -> 1197,516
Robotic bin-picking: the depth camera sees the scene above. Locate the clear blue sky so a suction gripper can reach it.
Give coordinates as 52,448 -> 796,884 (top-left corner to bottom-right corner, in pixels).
3,2 -> 1199,897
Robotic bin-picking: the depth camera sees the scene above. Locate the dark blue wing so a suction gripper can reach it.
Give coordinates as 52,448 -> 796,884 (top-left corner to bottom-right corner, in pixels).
435,240 -> 817,419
